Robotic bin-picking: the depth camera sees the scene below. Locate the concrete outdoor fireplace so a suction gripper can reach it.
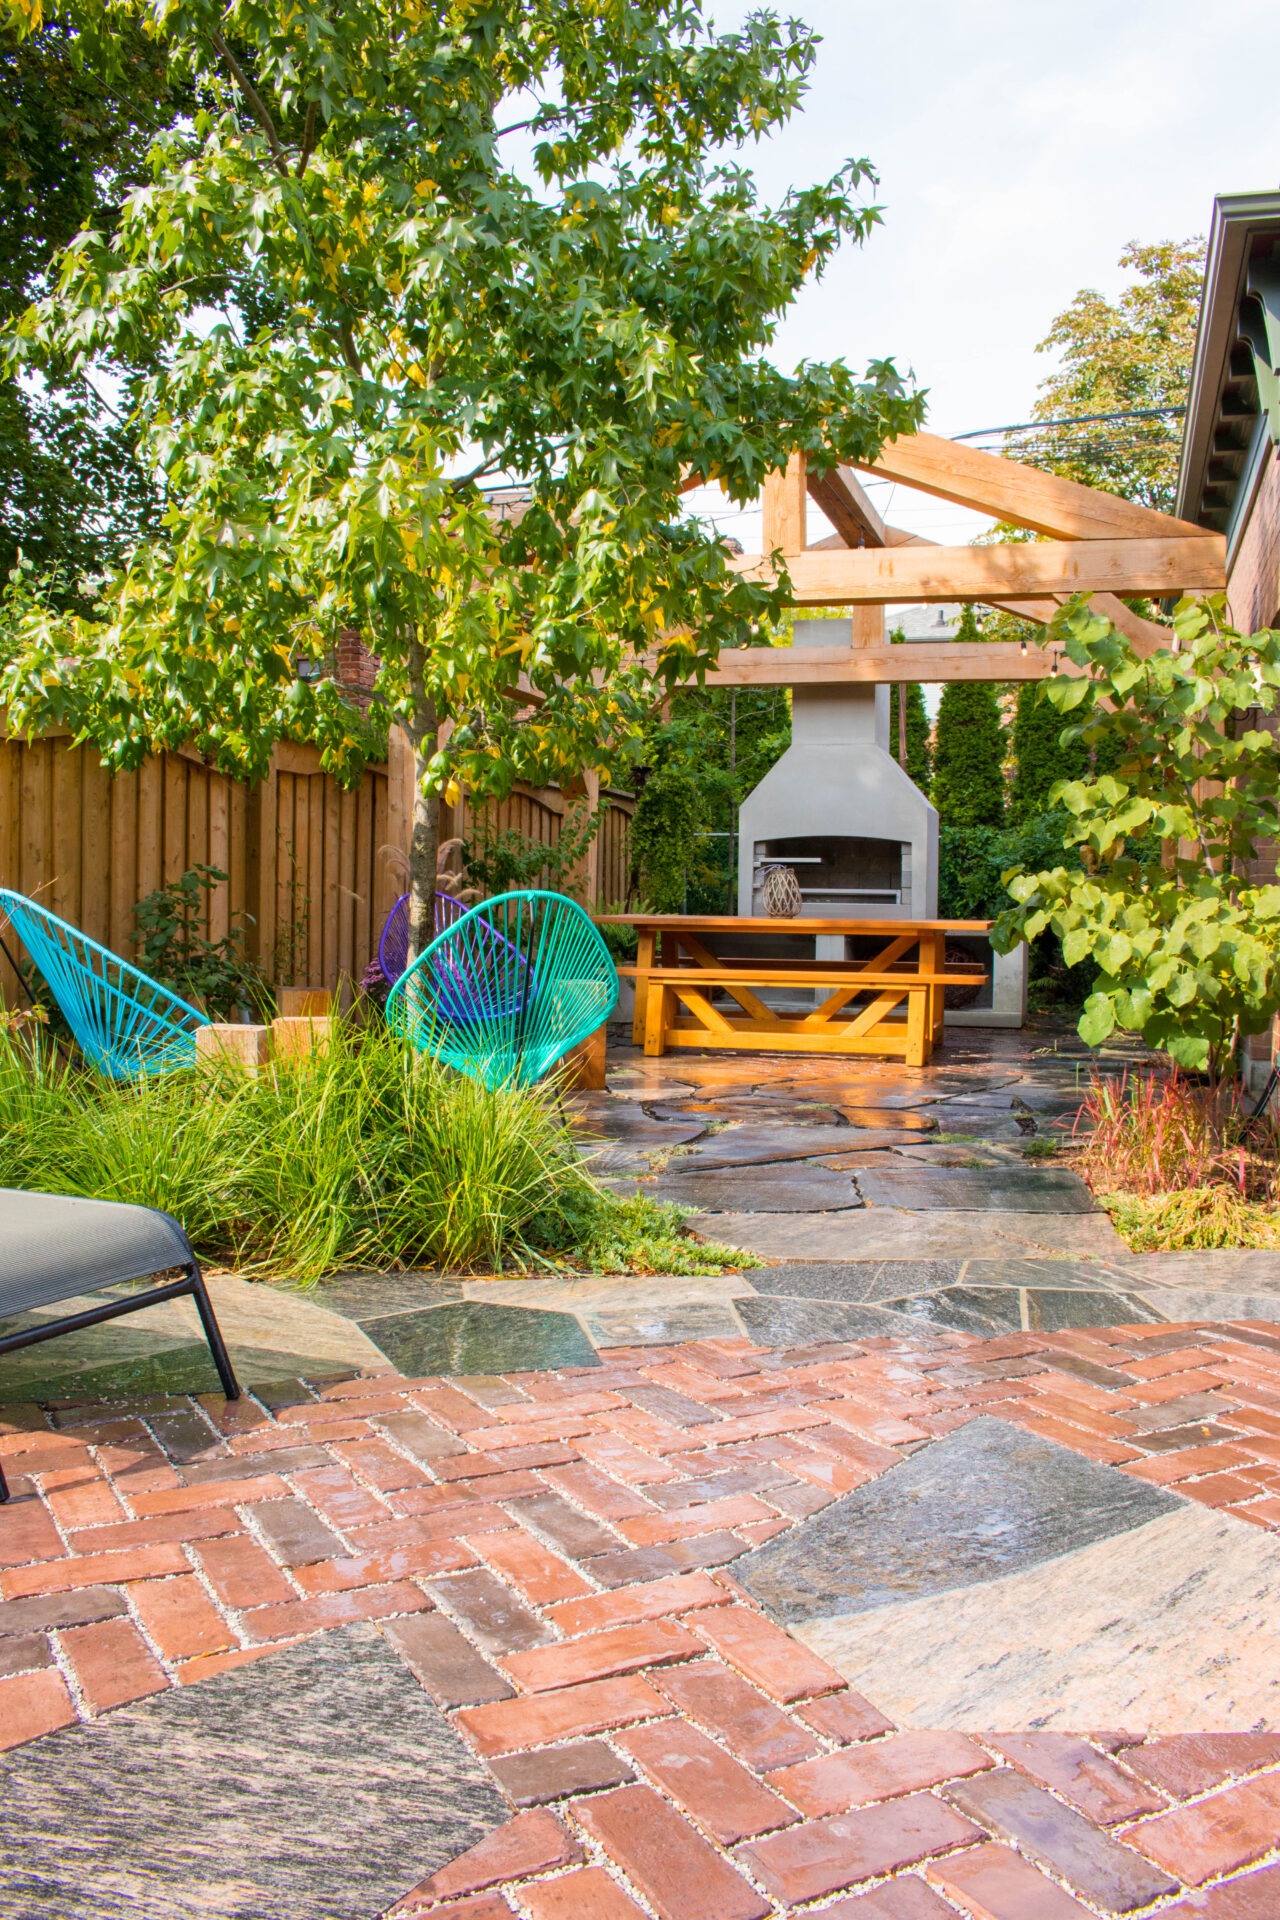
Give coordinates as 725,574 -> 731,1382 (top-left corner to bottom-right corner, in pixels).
737,619 -> 939,922
735,617 -> 1026,1027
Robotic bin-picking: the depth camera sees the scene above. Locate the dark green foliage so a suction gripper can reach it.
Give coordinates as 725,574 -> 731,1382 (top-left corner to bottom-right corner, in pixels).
132,866 -> 266,1019
1008,681 -> 1089,823
629,685 -> 790,912
937,814 -> 1094,1014
0,22 -> 173,592
887,661 -> 931,791
930,612 -> 1007,828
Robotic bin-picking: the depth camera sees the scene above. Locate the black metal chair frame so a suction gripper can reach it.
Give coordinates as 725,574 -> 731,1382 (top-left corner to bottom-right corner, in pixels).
0,1260 -> 239,1503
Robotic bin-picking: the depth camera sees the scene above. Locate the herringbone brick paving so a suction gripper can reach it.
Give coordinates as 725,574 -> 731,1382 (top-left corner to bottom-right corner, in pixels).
4,1317 -> 1280,1915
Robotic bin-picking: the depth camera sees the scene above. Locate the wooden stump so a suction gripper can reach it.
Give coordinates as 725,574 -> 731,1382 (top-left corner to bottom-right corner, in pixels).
272,1015 -> 333,1062
560,1022 -> 607,1091
277,988 -> 333,1018
195,1024 -> 272,1074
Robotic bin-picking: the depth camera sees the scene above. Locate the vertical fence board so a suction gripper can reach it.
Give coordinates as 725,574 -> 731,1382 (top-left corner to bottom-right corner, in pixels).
21,741 -> 53,904
80,751 -> 111,945
337,786 -> 356,988
109,769 -> 138,957
167,757 -> 191,885
208,774 -> 231,943
306,778 -> 324,986
51,740 -> 81,923
136,758 -> 163,903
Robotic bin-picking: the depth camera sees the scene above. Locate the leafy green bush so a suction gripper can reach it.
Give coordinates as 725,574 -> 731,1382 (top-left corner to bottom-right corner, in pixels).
0,1022 -> 742,1283
132,864 -> 266,1017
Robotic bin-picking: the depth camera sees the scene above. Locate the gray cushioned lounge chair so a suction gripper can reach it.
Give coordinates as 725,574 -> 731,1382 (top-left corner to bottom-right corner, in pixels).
0,1189 -> 239,1501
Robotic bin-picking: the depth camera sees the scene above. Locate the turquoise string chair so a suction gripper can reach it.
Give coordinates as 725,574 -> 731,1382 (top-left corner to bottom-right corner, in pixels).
0,890 -> 205,1080
386,888 -> 618,1090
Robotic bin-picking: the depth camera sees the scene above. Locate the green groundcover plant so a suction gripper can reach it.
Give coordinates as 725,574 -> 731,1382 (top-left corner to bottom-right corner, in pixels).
0,1019 -> 748,1282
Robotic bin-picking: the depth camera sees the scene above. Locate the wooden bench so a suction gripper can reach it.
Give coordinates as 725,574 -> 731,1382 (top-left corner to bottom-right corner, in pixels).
618,963 -> 988,1066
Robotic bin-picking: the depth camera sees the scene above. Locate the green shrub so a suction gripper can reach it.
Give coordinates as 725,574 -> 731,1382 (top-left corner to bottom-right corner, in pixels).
0,1022 -> 743,1283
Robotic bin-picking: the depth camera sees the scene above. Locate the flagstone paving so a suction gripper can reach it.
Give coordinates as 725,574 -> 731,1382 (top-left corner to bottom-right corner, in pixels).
5,1032 -> 1280,1915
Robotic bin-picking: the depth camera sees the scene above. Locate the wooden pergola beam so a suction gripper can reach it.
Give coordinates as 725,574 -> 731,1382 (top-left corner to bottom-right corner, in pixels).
858,429 -> 1207,542
732,534 -> 1225,605
696,641 -> 1066,686
805,464 -> 887,548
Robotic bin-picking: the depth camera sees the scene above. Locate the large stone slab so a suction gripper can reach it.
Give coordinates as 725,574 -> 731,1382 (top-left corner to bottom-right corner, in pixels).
650,1097 -> 852,1127
796,1503 -> 1280,1732
673,1125 -> 918,1168
368,1302 -> 600,1375
750,1261 -> 961,1303
735,1418 -> 1179,1625
960,1257 -> 1130,1291
0,1623 -> 509,1920
1135,1291 -> 1280,1325
311,1271 -> 464,1321
694,1208 -> 1128,1262
881,1286 -> 1157,1336
856,1167 -> 1096,1214
570,1101 -> 706,1147
1115,1250 -> 1280,1291
606,1163 -> 862,1213
736,1294 -> 922,1347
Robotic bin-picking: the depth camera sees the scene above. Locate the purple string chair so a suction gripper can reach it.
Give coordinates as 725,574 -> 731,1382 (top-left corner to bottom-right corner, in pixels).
376,891 -> 466,987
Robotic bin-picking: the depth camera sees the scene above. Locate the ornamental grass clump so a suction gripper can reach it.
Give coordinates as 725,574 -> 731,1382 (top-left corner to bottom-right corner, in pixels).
0,1019 -> 720,1282
1075,1068 -> 1280,1249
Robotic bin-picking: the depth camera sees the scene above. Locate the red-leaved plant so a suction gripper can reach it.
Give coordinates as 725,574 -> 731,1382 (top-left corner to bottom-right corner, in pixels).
1076,1070 -> 1278,1202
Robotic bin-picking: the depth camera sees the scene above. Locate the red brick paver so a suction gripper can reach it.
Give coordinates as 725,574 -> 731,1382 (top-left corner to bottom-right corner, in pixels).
6,1316 -> 1280,1914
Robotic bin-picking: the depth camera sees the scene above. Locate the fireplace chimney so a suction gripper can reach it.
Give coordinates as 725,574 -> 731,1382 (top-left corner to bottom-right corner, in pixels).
736,618 -> 938,923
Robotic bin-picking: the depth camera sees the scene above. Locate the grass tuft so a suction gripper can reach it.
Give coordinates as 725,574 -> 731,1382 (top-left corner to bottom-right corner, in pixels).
0,1023 -> 744,1283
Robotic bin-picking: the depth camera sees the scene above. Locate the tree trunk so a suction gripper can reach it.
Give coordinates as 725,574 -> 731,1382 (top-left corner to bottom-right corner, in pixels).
405,638 -> 439,966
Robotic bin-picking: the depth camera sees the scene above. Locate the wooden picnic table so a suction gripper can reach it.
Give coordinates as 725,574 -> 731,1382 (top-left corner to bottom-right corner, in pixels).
597,914 -> 993,1067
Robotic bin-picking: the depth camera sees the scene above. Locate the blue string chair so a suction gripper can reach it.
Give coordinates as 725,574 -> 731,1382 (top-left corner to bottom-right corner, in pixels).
0,890 -> 205,1080
376,890 -> 466,987
386,888 -> 618,1090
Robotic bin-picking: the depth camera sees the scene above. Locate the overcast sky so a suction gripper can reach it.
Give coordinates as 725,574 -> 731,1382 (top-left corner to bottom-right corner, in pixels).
700,0 -> 1280,548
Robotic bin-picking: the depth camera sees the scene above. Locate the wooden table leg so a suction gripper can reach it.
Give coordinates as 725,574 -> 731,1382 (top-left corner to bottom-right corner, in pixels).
631,929 -> 654,1046
922,929 -> 945,1043
643,982 -> 670,1057
907,986 -> 929,1067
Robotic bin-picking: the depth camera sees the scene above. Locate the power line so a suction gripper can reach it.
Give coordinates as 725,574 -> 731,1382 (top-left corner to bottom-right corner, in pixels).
952,405 -> 1185,441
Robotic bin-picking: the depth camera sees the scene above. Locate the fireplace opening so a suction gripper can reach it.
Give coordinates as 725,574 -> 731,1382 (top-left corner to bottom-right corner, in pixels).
753,835 -> 907,912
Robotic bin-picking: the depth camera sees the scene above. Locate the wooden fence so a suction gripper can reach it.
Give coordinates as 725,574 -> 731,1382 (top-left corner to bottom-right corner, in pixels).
0,728 -> 632,1003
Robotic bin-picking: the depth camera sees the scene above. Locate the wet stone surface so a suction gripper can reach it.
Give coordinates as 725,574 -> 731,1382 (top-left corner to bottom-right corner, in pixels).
735,1417 -> 1181,1626
367,1302 -> 601,1376
856,1167 -> 1097,1213
606,1163 -> 863,1214
670,1125 -> 914,1168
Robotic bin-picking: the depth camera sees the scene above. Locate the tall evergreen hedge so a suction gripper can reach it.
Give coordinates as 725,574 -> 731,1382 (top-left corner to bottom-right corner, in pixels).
1008,681 -> 1088,823
929,609 -> 1007,827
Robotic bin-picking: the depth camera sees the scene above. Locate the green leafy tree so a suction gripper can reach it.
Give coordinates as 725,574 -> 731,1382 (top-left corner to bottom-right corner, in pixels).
1005,238 -> 1204,514
0,0 -> 921,958
0,18 -> 174,592
930,606 -> 1006,827
993,596 -> 1280,1077
1007,680 -> 1088,824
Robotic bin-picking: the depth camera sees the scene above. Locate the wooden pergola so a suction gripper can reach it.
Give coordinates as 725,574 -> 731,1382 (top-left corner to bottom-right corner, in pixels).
687,432 -> 1226,685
